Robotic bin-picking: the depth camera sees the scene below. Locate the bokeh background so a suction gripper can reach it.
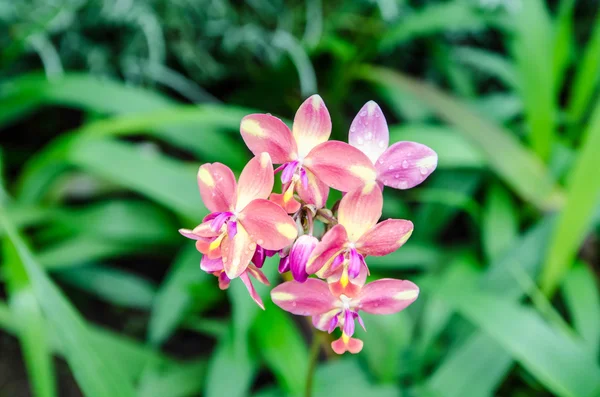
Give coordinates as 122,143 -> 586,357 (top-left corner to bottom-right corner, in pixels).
1,0 -> 600,396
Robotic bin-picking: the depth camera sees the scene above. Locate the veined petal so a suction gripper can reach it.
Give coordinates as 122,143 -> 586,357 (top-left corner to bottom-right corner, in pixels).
376,141 -> 437,190
356,219 -> 413,256
296,168 -> 329,209
197,163 -> 237,213
240,272 -> 265,310
306,224 -> 348,275
356,279 -> 419,314
240,114 -> 297,163
304,141 -> 377,192
292,95 -> 332,158
236,153 -> 274,211
221,224 -> 255,279
200,255 -> 224,273
238,199 -> 298,250
271,279 -> 338,316
349,101 -> 389,164
338,183 -> 383,242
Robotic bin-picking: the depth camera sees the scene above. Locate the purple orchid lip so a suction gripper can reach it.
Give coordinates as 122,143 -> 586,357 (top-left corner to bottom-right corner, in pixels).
209,211 -> 234,232
281,160 -> 300,184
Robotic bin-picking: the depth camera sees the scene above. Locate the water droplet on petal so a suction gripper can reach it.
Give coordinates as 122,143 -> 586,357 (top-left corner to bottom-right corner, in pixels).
375,112 -> 380,118
248,242 -> 257,250
292,302 -> 297,307
420,167 -> 429,175
360,111 -> 367,117
378,159 -> 384,164
378,141 -> 385,148
383,179 -> 389,185
350,126 -> 356,132
388,165 -> 394,170
356,137 -> 364,145
257,239 -> 264,246
401,160 -> 409,169
365,132 -> 373,140
399,181 -> 408,189
394,173 -> 400,179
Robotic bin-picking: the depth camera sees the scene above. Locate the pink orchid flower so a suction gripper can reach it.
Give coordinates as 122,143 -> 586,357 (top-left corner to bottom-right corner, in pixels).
271,271 -> 419,354
240,94 -> 377,213
349,101 -> 438,190
200,256 -> 270,309
306,183 -> 413,285
179,153 -> 298,283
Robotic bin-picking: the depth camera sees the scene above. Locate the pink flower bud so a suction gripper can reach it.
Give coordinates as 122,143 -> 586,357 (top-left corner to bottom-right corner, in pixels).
289,235 -> 319,282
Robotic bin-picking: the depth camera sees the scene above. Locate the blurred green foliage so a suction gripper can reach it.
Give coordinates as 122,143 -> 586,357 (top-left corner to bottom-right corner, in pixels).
1,0 -> 600,396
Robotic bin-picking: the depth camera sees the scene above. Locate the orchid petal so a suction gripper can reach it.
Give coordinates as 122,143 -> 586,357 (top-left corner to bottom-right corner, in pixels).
327,265 -> 367,298
292,94 -> 332,158
240,114 -> 297,163
227,220 -> 238,239
218,271 -> 231,290
338,183 -> 383,242
191,221 -> 220,238
236,153 -> 274,211
356,219 -> 413,256
296,168 -> 329,209
179,228 -> 202,240
312,308 -> 340,332
349,101 -> 389,164
306,224 -> 348,275
278,255 -> 291,273
221,224 -> 255,279
331,335 -> 363,354
200,255 -> 224,273
246,264 -> 270,286
251,246 -> 267,268
281,161 -> 299,184
376,141 -> 437,190
270,191 -> 302,214
304,141 -> 377,192
343,310 -> 355,337
239,199 -> 298,250
240,271 -> 265,310
271,279 -> 337,316
356,279 -> 419,314
195,234 -> 223,259
197,163 -> 237,213
289,235 -> 318,282
347,249 -> 364,279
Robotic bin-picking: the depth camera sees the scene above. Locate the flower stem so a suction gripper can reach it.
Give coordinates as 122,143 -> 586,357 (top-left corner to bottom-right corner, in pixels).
305,331 -> 321,397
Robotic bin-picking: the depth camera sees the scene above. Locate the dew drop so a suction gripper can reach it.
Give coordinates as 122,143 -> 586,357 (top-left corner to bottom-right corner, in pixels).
360,110 -> 367,117
356,137 -> 364,145
399,181 -> 409,189
420,167 -> 429,175
378,141 -> 386,148
292,302 -> 297,307
401,160 -> 409,169
365,132 -> 373,140
350,126 -> 356,132
394,173 -> 400,179
248,242 -> 257,250
388,165 -> 394,170
375,112 -> 380,118
378,159 -> 384,164
383,179 -> 389,185
257,239 -> 264,246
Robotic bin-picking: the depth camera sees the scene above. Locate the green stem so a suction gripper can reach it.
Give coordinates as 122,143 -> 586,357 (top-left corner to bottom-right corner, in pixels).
305,331 -> 321,397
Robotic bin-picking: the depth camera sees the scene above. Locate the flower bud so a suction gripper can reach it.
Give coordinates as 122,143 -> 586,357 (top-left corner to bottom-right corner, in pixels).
289,235 -> 319,282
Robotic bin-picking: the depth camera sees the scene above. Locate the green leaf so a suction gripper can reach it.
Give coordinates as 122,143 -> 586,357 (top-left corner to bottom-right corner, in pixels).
541,96 -> 600,294
509,0 -> 556,160
482,183 -> 518,263
55,265 -> 157,309
138,360 -> 207,397
0,208 -> 137,397
367,242 -> 443,271
453,47 -> 518,89
388,125 -> 485,169
252,302 -> 309,397
562,262 -> 600,357
359,66 -> 564,211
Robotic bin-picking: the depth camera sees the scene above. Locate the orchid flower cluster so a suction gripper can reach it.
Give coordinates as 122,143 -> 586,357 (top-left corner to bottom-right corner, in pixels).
180,96 -> 437,354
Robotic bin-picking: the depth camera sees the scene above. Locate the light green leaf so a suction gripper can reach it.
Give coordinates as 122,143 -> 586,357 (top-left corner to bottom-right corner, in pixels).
360,66 -> 563,211
482,183 -> 518,263
138,360 -> 207,397
453,47 -> 518,89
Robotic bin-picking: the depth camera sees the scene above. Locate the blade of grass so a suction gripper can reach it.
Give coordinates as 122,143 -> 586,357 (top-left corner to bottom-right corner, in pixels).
541,95 -> 600,294
482,182 -> 518,263
453,47 -> 518,89
359,66 -> 564,211
138,360 -> 207,397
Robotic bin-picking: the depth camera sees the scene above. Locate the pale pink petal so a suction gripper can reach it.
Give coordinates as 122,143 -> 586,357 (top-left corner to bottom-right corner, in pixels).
221,224 -> 255,279
292,95 -> 332,158
269,190 -> 302,214
349,101 -> 389,164
306,224 -> 348,275
240,114 -> 298,164
356,219 -> 413,256
179,228 -> 202,240
271,279 -> 337,316
246,264 -> 270,286
238,199 -> 298,250
239,272 -> 265,310
197,163 -> 237,213
192,221 -> 221,238
331,336 -> 363,354
356,279 -> 419,314
376,141 -> 437,190
296,168 -> 329,209
236,153 -> 274,211
304,141 -> 377,192
312,309 -> 341,331
200,256 -> 224,272
337,183 -> 383,242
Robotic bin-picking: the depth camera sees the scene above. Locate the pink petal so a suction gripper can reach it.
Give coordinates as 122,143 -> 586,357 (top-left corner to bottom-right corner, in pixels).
349,101 -> 389,164
271,279 -> 338,316
246,264 -> 270,286
312,309 -> 341,331
240,114 -> 298,164
356,219 -> 413,256
331,336 -> 363,354
296,168 -> 329,209
200,255 -> 224,272
356,279 -> 419,314
327,266 -> 367,298
197,163 -> 237,213
236,153 -> 274,211
221,224 -> 255,279
292,95 -> 332,158
304,141 -> 377,192
269,190 -> 302,214
306,224 -> 348,275
338,184 -> 383,242
179,228 -> 202,240
195,235 -> 223,259
376,141 -> 437,190
238,199 -> 298,250
289,235 -> 318,282
240,271 -> 265,310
